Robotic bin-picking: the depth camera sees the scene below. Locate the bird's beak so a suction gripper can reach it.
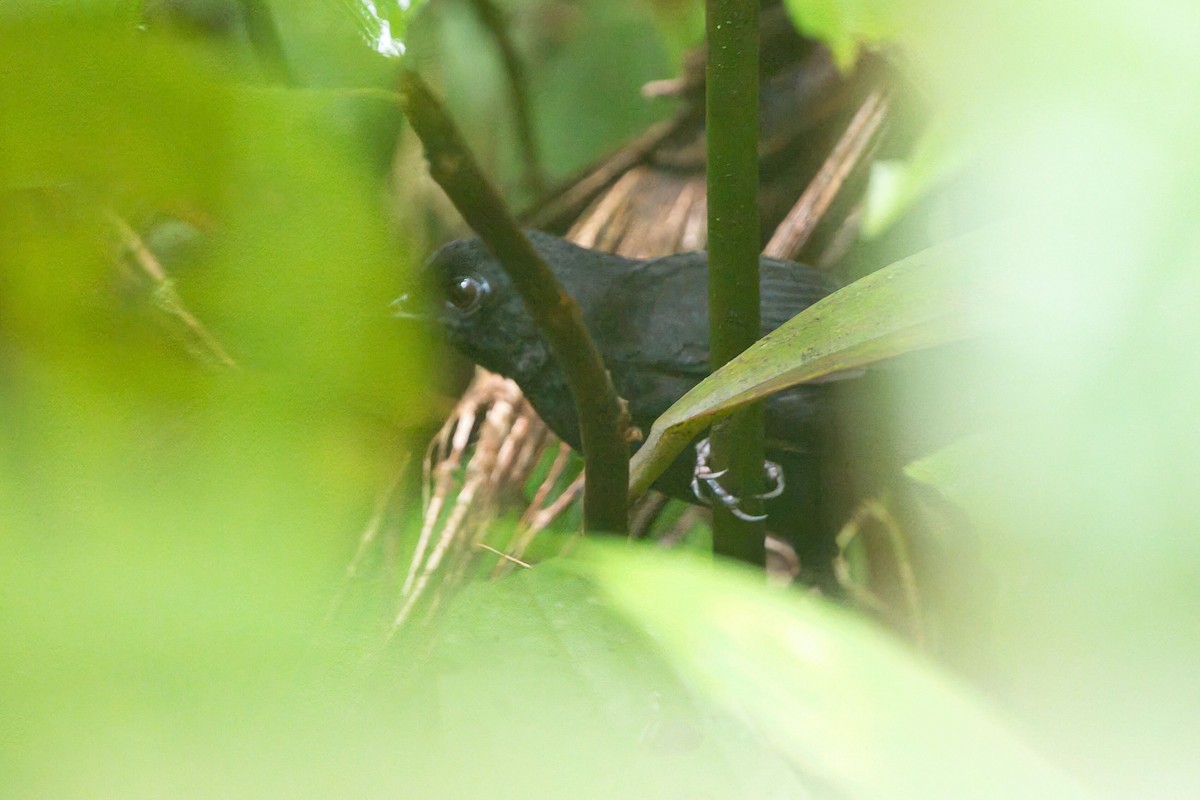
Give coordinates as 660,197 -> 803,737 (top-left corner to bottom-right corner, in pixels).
390,292 -> 432,322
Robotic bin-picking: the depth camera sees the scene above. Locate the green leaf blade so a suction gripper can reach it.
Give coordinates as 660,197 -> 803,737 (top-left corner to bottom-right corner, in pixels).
630,232 -> 994,496
408,543 -> 1091,799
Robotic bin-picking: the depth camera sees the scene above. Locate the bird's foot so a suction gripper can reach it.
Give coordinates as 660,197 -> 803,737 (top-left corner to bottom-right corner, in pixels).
690,437 -> 785,523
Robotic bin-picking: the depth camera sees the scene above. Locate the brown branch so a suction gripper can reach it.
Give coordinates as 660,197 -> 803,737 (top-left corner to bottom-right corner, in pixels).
395,68 -> 631,535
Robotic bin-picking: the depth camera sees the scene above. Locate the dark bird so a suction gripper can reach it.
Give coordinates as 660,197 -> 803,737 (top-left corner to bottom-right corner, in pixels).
398,230 -> 855,583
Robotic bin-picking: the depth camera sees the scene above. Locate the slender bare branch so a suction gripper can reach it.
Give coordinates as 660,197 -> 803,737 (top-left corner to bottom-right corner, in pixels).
765,90 -> 890,261
395,68 -> 631,535
105,210 -> 238,369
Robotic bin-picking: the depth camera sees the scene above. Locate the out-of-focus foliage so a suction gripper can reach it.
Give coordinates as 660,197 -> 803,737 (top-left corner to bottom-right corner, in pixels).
781,0 -> 892,68
396,543 -> 1088,799
0,18 -> 428,795
862,115 -> 974,239
790,0 -> 1200,796
1,0 -> 139,20
640,0 -> 705,64
327,0 -> 429,59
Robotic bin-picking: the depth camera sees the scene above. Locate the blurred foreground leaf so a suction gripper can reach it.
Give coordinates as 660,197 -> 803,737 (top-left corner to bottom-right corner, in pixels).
0,18 -> 429,796
781,0 -> 895,68
405,543 -> 1089,799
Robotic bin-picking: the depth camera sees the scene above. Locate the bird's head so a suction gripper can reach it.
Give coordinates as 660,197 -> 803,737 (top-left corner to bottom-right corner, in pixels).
392,235 -> 553,381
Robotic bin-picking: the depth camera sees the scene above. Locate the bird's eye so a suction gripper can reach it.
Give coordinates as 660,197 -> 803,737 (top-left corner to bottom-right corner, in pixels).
446,274 -> 489,315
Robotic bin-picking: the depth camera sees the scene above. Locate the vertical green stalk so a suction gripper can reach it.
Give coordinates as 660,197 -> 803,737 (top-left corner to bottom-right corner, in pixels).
706,0 -> 765,564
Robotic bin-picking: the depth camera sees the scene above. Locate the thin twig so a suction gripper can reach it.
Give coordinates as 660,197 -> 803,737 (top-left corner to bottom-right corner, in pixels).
657,505 -> 705,548
397,374 -> 542,627
402,394 -> 481,599
508,415 -> 551,488
568,169 -> 646,249
834,496 -> 926,647
442,388 -> 523,589
834,503 -> 890,613
105,210 -> 238,369
521,112 -> 693,232
764,90 -> 890,261
476,542 -> 531,569
765,535 -> 801,586
491,442 -> 576,577
629,490 -> 670,539
516,443 -> 573,526
509,472 -> 585,564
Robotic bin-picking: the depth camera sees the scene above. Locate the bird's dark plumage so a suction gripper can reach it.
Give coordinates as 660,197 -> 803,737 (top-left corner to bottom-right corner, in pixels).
411,230 -> 850,578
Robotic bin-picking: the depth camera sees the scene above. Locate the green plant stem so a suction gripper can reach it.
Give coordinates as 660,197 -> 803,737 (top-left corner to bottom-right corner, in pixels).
706,0 -> 765,565
396,67 -> 630,535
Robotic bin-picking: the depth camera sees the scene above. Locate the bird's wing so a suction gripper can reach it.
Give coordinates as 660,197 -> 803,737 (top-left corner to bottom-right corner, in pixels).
758,256 -> 841,333
596,253 -> 838,373
590,254 -> 842,431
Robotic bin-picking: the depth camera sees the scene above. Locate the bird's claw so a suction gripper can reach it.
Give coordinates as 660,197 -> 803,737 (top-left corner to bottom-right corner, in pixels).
759,460 -> 785,500
690,438 -> 784,522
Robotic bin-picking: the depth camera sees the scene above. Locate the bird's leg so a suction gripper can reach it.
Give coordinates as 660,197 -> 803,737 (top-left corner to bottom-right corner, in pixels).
690,437 -> 784,522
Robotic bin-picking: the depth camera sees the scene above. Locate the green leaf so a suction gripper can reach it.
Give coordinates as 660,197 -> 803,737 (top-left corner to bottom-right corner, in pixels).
644,0 -> 705,67
406,543 -> 1089,799
781,0 -> 895,69
629,232 -> 995,497
333,0 -> 429,59
0,19 -> 433,795
408,556 -> 808,798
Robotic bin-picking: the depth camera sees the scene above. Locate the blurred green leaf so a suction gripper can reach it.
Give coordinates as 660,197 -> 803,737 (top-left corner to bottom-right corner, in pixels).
406,555 -> 808,798
642,0 -> 705,66
403,543 -> 1089,799
0,0 -> 139,22
781,0 -> 894,68
0,19 -> 429,795
0,20 -> 424,408
862,115 -> 975,239
331,0 -> 429,59
849,3 -> 1200,794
